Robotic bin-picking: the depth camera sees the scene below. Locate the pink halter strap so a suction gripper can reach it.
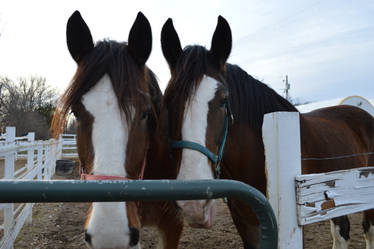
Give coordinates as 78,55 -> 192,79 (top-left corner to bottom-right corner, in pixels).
81,174 -> 130,180
80,156 -> 147,181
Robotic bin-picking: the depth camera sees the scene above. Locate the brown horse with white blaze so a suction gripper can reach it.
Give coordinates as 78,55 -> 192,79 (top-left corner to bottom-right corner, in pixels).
160,16 -> 374,249
52,11 -> 183,249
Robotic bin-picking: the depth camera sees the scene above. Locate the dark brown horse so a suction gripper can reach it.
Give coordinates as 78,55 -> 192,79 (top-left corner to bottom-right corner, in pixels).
160,16 -> 374,249
52,11 -> 182,249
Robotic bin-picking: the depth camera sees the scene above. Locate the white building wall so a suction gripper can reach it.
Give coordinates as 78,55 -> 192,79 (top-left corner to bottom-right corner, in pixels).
297,96 -> 374,117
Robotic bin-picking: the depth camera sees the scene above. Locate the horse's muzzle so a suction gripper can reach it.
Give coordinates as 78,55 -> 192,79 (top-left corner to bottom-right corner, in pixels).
177,199 -> 216,228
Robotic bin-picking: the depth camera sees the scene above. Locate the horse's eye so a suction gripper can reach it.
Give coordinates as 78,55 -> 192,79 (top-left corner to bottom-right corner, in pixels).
71,110 -> 79,120
220,99 -> 227,108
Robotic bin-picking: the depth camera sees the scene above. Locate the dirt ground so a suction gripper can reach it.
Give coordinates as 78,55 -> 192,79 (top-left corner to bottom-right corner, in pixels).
9,168 -> 367,249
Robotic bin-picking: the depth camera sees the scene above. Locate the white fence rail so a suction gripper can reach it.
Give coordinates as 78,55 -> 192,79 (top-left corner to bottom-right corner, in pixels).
263,112 -> 374,248
0,127 -> 77,249
296,167 -> 374,225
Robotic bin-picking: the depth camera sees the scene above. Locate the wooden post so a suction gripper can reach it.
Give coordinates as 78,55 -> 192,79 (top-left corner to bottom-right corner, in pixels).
262,112 -> 303,249
26,132 -> 35,173
4,127 -> 15,248
37,144 -> 43,180
50,140 -> 57,176
58,134 -> 63,159
44,144 -> 50,179
25,132 -> 35,224
4,127 -> 15,179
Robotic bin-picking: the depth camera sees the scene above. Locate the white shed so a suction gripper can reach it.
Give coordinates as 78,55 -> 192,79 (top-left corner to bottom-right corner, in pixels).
297,96 -> 374,117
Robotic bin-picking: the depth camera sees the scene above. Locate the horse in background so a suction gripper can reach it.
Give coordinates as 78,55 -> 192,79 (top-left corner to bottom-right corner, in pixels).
52,11 -> 182,249
160,15 -> 374,249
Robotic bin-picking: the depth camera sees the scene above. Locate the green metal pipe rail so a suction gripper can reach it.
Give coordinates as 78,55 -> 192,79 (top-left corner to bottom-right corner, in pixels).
0,179 -> 278,249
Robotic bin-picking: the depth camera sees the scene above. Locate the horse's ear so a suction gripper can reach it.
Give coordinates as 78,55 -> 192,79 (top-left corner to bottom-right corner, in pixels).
209,16 -> 232,69
161,18 -> 182,72
66,11 -> 94,63
128,12 -> 152,66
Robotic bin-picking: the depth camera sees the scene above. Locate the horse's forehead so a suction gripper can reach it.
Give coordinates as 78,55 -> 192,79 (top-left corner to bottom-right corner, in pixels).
187,76 -> 219,109
81,74 -> 117,113
181,76 -> 219,142
80,74 -> 136,119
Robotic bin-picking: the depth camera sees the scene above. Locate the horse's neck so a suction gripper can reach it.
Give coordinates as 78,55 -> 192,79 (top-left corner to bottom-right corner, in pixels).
222,124 -> 267,193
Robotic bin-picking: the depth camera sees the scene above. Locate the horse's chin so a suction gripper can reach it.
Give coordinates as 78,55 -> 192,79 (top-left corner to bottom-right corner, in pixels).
85,242 -> 141,249
188,218 -> 213,229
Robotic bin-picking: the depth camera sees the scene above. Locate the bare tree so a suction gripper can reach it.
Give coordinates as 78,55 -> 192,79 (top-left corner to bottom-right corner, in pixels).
0,76 -> 58,139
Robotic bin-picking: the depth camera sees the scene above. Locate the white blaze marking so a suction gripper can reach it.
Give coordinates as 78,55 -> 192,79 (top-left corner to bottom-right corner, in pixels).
177,75 -> 219,181
82,74 -> 128,177
82,74 -> 133,248
365,224 -> 374,249
330,220 -> 349,249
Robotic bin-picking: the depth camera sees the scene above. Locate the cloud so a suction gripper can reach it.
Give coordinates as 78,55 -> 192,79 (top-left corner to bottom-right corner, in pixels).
0,0 -> 372,101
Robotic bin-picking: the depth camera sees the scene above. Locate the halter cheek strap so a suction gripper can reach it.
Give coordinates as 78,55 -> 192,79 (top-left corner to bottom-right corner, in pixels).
170,101 -> 233,179
170,140 -> 218,164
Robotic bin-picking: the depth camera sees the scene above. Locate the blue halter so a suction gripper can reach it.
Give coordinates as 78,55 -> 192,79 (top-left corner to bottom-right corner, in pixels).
170,101 -> 233,179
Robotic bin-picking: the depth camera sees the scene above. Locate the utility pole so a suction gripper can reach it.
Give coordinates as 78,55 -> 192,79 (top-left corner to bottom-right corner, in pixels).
283,75 -> 290,101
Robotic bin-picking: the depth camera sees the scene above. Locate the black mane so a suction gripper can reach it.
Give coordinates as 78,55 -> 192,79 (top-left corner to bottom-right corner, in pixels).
226,64 -> 297,128
163,45 -> 297,135
164,46 -> 210,139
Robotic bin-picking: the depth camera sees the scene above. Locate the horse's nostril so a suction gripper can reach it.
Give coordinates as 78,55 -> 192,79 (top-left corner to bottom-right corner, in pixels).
84,230 -> 92,244
129,227 -> 140,247
174,200 -> 182,211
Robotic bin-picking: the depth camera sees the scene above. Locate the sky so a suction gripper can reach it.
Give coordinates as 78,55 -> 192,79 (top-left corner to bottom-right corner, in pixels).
0,0 -> 373,103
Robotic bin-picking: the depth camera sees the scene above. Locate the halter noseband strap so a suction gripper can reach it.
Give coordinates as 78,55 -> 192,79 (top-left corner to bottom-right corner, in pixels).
80,156 -> 147,211
81,174 -> 131,181
170,101 -> 233,179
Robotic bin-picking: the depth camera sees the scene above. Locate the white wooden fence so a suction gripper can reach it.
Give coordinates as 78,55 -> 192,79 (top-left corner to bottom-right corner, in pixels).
263,112 -> 374,248
0,127 -> 77,249
2,113 -> 373,248
59,134 -> 78,159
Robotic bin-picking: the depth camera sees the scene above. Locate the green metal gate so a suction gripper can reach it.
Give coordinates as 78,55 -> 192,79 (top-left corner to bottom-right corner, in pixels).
0,179 -> 278,249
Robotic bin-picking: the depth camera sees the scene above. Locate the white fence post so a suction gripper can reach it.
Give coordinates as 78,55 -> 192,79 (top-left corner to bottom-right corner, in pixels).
37,144 -> 43,180
4,127 -> 15,179
44,144 -> 50,179
50,140 -> 57,176
262,112 -> 303,249
4,127 -> 15,249
58,134 -> 63,159
26,132 -> 35,173
53,139 -> 60,176
25,132 -> 35,225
